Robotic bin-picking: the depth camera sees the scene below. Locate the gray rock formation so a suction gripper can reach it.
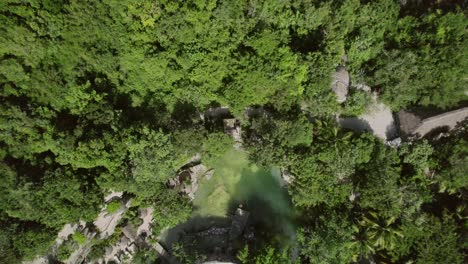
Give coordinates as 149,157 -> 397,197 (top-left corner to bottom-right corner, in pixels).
397,110 -> 422,136
104,191 -> 123,203
184,164 -> 210,200
223,118 -> 242,148
280,169 -> 295,185
398,107 -> 468,138
137,208 -> 154,237
331,66 -> 350,104
94,200 -> 130,239
169,163 -> 210,200
229,208 -> 250,240
413,107 -> 468,137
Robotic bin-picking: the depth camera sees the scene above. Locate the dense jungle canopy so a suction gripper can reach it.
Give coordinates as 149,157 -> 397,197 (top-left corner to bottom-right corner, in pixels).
0,0 -> 466,263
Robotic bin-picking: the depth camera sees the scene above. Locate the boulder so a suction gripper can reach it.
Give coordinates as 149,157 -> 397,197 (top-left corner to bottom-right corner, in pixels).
229,208 -> 249,240
331,66 -> 350,104
137,208 -> 154,237
397,110 -> 422,136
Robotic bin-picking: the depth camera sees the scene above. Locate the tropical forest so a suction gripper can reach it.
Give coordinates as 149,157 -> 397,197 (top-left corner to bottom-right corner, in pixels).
0,0 -> 467,263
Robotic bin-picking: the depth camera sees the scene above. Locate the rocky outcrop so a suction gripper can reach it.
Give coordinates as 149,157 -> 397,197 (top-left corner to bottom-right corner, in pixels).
398,107 -> 468,138
224,118 -> 242,148
65,228 -> 97,264
397,110 -> 422,136
169,164 -> 211,200
355,83 -> 371,92
331,66 -> 350,104
102,207 -> 156,264
94,200 -> 130,239
137,208 -> 154,238
103,235 -> 137,264
56,223 -> 79,246
104,191 -> 123,203
413,107 -> 468,137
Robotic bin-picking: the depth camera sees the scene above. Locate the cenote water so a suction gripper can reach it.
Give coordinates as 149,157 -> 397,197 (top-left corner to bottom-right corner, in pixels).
159,149 -> 296,260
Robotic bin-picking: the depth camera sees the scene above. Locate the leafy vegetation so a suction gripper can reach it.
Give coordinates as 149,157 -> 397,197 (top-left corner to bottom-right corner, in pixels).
56,239 -> 78,262
106,201 -> 121,214
0,0 -> 466,263
72,232 -> 87,245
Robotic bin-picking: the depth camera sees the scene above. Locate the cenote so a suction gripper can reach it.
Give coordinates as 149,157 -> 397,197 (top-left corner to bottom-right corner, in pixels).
159,149 -> 297,262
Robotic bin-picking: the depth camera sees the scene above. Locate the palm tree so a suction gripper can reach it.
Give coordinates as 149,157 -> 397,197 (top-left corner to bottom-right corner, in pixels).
363,212 -> 404,251
349,211 -> 404,261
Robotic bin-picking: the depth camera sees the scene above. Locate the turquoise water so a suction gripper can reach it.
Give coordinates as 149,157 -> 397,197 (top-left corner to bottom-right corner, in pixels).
194,149 -> 296,242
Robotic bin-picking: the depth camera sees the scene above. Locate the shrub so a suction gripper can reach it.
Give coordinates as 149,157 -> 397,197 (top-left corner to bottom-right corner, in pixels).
72,232 -> 87,245
106,201 -> 121,214
342,90 -> 372,117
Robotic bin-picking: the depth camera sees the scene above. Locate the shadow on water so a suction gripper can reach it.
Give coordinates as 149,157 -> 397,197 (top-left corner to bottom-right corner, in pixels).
159,149 -> 296,263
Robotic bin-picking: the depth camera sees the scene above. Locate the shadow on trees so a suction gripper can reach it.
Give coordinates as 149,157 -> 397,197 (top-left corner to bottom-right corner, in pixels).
170,102 -> 202,129
399,0 -> 465,17
289,29 -> 324,54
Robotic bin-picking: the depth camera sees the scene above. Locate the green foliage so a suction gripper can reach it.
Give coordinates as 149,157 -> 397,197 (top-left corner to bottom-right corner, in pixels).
341,90 -> 372,117
106,201 -> 121,214
0,230 -> 18,263
0,164 -> 102,228
414,214 -> 463,264
56,239 -> 77,262
356,212 -> 404,253
400,141 -> 434,176
297,212 -> 355,263
151,189 -> 191,234
72,232 -> 87,245
128,129 -> 184,182
10,223 -> 56,261
368,11 -> 467,109
236,244 -> 294,264
202,132 -> 234,167
289,123 -> 374,207
245,112 -> 314,167
432,135 -> 468,194
356,144 -> 404,218
172,243 -> 207,264
0,0 -> 466,262
237,245 -> 249,263
252,245 -> 293,264
132,247 -> 158,264
87,229 -> 123,261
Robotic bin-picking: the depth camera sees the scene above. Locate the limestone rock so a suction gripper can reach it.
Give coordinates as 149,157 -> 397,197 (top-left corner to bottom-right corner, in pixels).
223,118 -> 242,146
280,169 -> 295,185
355,83 -> 371,92
331,66 -> 350,104
386,137 -> 402,148
137,208 -> 154,237
104,191 -> 123,203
